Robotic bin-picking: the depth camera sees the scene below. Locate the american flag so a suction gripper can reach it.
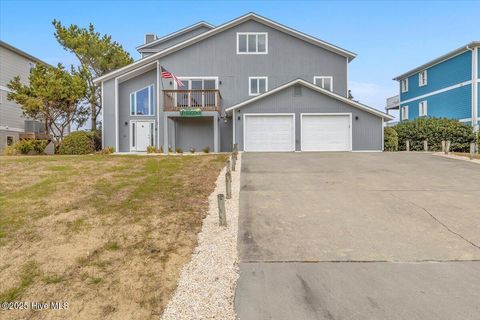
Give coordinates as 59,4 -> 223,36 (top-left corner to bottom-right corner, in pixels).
161,66 -> 184,87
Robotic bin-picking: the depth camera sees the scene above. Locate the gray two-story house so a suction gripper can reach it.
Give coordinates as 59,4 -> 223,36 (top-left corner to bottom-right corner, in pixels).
95,13 -> 393,153
0,41 -> 48,151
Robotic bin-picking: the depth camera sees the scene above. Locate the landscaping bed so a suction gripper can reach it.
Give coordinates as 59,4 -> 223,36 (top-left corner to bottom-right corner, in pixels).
0,154 -> 227,320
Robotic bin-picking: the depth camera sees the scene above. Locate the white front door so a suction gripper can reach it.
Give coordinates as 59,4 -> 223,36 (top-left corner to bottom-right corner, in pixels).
244,114 -> 295,152
131,120 -> 154,151
301,114 -> 351,151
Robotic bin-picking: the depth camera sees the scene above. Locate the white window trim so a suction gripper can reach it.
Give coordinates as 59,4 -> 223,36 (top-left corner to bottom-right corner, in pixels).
401,105 -> 409,120
401,78 -> 409,93
130,84 -> 155,116
313,76 -> 334,92
419,70 -> 427,87
236,32 -> 268,55
419,100 -> 428,117
248,76 -> 268,96
173,76 -> 219,90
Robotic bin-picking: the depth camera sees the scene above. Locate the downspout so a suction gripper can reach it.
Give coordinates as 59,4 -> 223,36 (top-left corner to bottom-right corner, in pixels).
467,45 -> 479,132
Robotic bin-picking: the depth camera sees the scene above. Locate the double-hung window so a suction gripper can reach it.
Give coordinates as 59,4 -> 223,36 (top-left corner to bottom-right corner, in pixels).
237,32 -> 268,54
419,70 -> 427,86
419,101 -> 427,117
401,105 -> 409,120
313,76 -> 333,92
249,77 -> 268,96
130,85 -> 155,116
401,78 -> 409,93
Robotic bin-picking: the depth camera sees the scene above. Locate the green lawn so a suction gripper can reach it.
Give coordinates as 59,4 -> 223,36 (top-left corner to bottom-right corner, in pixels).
0,154 -> 227,320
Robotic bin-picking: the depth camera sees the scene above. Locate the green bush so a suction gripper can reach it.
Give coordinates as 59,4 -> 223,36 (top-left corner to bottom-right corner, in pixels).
59,131 -> 95,155
202,146 -> 210,153
3,145 -> 18,155
384,127 -> 398,151
6,139 -> 48,155
190,147 -> 196,154
146,146 -> 157,153
175,147 -> 183,154
96,146 -> 114,154
394,118 -> 476,152
477,131 -> 480,153
90,130 -> 102,151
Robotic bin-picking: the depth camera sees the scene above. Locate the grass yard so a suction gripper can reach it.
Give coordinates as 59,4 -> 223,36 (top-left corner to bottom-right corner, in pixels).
0,154 -> 227,320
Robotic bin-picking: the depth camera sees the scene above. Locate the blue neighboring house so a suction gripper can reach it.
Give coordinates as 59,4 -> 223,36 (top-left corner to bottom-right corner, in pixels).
386,41 -> 479,132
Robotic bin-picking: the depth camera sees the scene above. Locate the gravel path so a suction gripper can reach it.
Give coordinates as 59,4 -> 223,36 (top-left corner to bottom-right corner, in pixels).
161,154 -> 241,320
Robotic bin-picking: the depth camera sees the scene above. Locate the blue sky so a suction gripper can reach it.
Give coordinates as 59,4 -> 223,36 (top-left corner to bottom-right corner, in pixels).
1,0 -> 479,117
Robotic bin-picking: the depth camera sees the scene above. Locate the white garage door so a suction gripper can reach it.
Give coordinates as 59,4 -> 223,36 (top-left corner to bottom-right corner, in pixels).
301,114 -> 351,151
244,114 -> 295,152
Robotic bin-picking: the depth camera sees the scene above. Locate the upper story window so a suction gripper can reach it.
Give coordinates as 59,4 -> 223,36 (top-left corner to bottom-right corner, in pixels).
249,77 -> 268,96
419,100 -> 427,116
419,70 -> 427,86
237,32 -> 268,54
401,78 -> 408,93
401,105 -> 409,120
314,76 -> 333,92
130,84 -> 155,116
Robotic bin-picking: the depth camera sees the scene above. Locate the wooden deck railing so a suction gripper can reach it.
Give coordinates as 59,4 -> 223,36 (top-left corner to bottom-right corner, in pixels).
163,89 -> 221,112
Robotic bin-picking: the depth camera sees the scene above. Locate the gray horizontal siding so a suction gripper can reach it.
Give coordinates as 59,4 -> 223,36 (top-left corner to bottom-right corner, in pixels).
234,85 -> 383,151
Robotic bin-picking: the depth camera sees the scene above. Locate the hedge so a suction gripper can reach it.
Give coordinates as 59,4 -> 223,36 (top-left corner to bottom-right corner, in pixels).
384,127 -> 398,151
59,131 -> 95,155
5,139 -> 49,155
393,118 -> 476,152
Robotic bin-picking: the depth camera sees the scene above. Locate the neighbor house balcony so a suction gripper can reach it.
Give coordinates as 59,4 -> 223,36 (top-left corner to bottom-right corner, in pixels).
163,89 -> 221,112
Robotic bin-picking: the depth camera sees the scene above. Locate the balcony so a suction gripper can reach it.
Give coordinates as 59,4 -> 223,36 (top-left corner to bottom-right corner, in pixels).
163,89 -> 221,112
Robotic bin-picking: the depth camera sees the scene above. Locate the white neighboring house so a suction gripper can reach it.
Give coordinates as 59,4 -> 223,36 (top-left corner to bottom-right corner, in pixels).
0,40 -> 53,151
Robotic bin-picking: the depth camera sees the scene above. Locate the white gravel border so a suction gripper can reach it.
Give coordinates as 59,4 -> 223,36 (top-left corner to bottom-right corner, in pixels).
433,152 -> 480,165
161,154 -> 241,320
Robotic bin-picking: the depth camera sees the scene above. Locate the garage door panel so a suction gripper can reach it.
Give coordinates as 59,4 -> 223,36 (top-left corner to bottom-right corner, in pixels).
244,115 -> 295,152
301,114 -> 351,151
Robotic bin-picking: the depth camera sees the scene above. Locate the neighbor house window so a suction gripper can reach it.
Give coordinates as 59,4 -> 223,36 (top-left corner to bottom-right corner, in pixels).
6,136 -> 14,146
249,77 -> 268,96
130,85 -> 155,116
237,32 -> 268,54
314,76 -> 333,92
419,100 -> 427,117
401,78 -> 409,93
401,105 -> 409,120
419,70 -> 427,86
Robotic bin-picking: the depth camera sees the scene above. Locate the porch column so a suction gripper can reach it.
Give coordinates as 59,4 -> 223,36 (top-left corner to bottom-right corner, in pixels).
213,114 -> 219,153
163,116 -> 168,154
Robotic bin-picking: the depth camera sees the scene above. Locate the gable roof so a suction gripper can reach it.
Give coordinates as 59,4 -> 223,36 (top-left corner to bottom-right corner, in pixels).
94,12 -> 357,84
225,79 -> 394,121
0,40 -> 52,67
393,41 -> 480,81
136,21 -> 214,52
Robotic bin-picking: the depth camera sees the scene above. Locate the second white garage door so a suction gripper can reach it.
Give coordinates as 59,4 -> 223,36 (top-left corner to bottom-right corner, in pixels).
244,114 -> 295,152
301,114 -> 352,151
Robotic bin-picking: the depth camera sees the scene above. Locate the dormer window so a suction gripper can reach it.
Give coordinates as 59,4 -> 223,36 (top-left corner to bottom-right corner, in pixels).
419,70 -> 427,86
237,32 -> 268,54
401,78 -> 408,93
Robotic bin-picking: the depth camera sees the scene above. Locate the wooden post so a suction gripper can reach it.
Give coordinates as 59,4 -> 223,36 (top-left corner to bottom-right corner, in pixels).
232,154 -> 236,171
225,171 -> 232,199
423,140 -> 428,152
446,140 -> 451,154
470,143 -> 476,160
441,140 -> 446,153
217,194 -> 226,226
406,140 -> 410,152
226,159 -> 231,174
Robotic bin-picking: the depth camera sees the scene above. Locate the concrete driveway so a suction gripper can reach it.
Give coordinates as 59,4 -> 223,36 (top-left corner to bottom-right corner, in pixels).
235,152 -> 480,319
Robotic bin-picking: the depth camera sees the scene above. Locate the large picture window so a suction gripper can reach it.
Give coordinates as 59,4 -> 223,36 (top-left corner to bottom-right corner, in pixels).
237,32 -> 268,54
130,85 -> 155,116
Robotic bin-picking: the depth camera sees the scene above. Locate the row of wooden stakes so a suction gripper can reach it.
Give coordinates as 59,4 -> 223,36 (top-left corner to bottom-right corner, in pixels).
217,144 -> 239,227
